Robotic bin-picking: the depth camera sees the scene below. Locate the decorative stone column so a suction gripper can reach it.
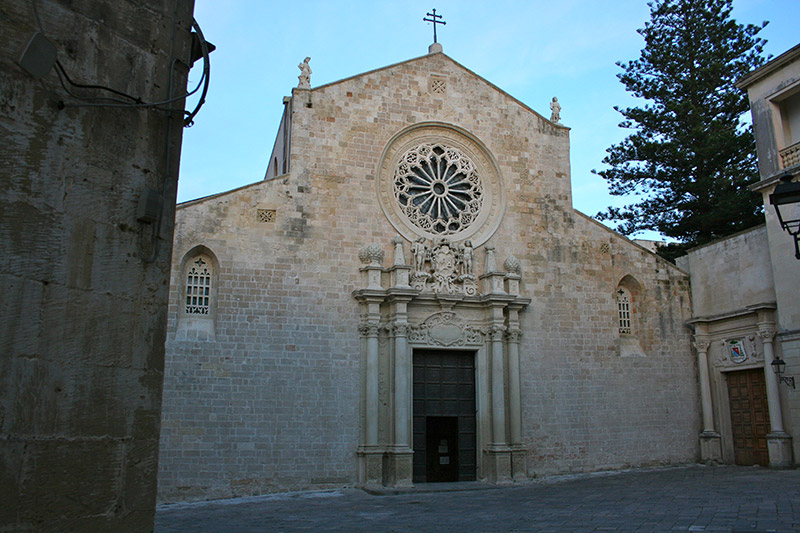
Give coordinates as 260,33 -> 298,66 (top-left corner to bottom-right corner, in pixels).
355,244 -> 386,485
486,320 -> 511,482
759,326 -> 793,467
483,270 -> 514,483
504,255 -> 527,480
506,325 -> 525,479
386,237 -> 415,486
693,334 -> 721,462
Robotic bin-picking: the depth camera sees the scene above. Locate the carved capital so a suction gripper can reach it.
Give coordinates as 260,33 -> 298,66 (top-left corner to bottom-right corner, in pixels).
758,328 -> 776,342
693,338 -> 711,353
490,324 -> 506,341
393,323 -> 409,337
359,323 -> 380,337
506,328 -> 522,343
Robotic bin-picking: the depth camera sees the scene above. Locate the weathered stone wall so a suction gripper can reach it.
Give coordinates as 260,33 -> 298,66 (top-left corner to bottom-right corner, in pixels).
1,1 -> 194,529
676,226 -> 776,317
159,52 -> 698,502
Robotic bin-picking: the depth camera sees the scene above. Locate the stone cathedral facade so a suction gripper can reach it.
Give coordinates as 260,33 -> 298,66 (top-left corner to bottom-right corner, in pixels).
157,48 -> 700,502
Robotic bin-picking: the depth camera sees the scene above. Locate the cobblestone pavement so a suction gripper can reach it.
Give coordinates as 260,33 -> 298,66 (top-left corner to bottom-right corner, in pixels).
155,465 -> 800,532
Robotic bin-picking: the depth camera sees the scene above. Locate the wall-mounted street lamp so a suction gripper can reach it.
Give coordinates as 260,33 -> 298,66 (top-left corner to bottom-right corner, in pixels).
771,357 -> 796,389
769,173 -> 800,260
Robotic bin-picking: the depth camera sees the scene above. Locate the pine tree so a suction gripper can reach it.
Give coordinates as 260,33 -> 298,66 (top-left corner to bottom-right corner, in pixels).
594,0 -> 768,259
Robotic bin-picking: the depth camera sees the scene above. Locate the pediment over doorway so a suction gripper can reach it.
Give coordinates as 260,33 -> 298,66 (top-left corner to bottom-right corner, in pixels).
408,311 -> 485,347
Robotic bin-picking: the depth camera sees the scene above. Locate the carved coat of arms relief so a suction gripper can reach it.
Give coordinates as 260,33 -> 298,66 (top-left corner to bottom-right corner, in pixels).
410,238 -> 478,296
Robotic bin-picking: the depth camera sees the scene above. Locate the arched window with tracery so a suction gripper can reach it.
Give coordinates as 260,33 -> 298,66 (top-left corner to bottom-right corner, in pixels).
176,246 -> 219,341
616,287 -> 632,335
185,256 -> 211,315
615,275 -> 645,357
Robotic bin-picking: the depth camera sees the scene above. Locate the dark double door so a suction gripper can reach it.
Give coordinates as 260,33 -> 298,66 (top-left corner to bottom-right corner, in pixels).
727,368 -> 770,466
412,350 -> 476,483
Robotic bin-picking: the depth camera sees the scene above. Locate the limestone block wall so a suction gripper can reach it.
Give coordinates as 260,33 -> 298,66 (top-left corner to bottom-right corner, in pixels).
676,226 -> 776,317
159,52 -> 699,502
1,1 -> 194,529
518,214 -> 698,475
160,180 -> 364,502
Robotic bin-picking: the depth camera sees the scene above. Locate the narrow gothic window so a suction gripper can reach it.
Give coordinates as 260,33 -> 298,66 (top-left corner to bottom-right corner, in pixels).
186,257 -> 211,315
617,288 -> 631,334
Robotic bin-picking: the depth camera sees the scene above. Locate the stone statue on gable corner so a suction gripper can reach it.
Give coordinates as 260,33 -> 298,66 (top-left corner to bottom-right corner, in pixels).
297,57 -> 312,89
550,96 -> 561,123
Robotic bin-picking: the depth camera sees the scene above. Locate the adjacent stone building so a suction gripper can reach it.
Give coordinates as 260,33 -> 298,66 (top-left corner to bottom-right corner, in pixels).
677,43 -> 800,470
2,1 -> 196,529
158,45 -> 700,503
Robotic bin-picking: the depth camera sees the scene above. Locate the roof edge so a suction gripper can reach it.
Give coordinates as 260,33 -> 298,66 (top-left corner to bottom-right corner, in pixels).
177,174 -> 288,209
303,52 -> 569,130
571,209 -> 689,275
736,43 -> 800,90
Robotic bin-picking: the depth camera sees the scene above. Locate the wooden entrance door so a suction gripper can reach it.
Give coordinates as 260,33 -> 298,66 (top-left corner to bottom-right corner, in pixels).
412,350 -> 476,482
726,368 -> 770,466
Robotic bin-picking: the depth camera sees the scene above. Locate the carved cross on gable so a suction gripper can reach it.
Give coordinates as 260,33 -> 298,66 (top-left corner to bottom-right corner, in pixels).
423,9 -> 446,44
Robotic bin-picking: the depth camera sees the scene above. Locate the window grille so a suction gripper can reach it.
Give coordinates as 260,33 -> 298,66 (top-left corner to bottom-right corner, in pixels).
186,257 -> 211,315
617,289 -> 631,334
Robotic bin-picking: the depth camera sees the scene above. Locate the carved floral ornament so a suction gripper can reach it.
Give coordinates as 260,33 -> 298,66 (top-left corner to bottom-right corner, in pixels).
377,124 -> 505,246
408,312 -> 486,346
358,243 -> 384,266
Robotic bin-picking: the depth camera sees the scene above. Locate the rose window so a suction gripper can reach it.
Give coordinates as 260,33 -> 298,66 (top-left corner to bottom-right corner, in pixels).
393,143 -> 484,236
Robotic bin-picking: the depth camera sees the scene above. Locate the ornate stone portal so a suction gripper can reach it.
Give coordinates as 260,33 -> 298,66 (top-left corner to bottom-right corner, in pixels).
353,238 -> 530,486
691,304 -> 793,468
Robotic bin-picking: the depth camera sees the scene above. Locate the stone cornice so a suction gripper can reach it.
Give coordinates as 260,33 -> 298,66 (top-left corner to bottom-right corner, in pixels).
736,43 -> 800,90
687,302 -> 777,325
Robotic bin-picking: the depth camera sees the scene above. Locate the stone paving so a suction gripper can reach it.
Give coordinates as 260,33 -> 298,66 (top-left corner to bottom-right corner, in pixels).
155,465 -> 800,532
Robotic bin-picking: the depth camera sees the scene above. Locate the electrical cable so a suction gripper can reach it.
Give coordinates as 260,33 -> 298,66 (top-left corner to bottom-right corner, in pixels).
182,18 -> 211,127
28,0 -> 210,263
31,0 -> 43,32
59,63 -> 207,111
55,60 -> 143,103
31,0 -> 211,114
138,4 -> 186,263
53,61 -> 139,105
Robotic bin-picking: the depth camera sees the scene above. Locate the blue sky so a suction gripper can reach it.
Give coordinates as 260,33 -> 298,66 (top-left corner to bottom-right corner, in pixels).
179,0 -> 799,240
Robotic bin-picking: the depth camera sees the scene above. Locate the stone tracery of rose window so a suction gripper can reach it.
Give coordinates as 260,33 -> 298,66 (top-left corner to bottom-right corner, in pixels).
392,143 -> 484,236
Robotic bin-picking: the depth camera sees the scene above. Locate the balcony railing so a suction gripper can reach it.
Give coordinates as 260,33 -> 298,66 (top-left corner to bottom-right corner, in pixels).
780,140 -> 800,169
